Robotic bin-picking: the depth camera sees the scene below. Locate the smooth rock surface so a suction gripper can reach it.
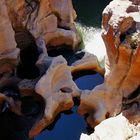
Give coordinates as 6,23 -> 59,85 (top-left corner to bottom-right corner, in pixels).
29,56 -> 80,137
71,52 -> 105,75
5,0 -> 80,51
78,0 -> 140,128
0,0 -> 19,74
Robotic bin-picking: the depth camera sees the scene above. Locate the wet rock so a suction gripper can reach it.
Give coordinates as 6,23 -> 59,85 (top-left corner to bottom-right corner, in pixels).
29,56 -> 80,137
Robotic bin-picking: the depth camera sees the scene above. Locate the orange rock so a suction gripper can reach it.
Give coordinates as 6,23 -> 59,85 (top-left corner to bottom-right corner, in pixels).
0,0 -> 19,73
78,0 -> 140,128
29,56 -> 80,137
5,0 -> 80,50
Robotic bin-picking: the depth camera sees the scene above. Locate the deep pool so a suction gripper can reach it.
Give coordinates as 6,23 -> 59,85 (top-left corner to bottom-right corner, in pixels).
35,72 -> 104,140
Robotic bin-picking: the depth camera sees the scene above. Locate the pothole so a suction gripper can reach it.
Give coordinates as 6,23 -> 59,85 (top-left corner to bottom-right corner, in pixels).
15,28 -> 40,79
0,93 -> 45,140
34,70 -> 104,140
48,46 -> 85,65
35,106 -> 89,140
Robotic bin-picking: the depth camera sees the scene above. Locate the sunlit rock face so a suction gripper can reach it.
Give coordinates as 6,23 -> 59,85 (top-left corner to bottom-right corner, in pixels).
71,52 -> 105,75
78,0 -> 140,128
5,0 -> 80,50
80,115 -> 140,140
29,56 -> 80,138
0,0 -> 19,74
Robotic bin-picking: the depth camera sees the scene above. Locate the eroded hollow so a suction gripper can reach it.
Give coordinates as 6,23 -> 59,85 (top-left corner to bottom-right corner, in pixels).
48,46 -> 85,65
0,93 -> 45,140
15,28 -> 40,79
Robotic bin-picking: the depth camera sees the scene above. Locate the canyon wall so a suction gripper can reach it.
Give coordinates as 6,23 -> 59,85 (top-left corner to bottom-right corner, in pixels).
6,0 -> 80,50
78,0 -> 140,129
1,0 -> 140,139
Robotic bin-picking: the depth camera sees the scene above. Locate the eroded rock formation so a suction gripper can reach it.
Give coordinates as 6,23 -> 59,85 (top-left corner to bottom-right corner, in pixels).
29,56 -> 80,137
5,0 -> 80,50
71,52 -> 105,75
1,0 -> 140,139
78,0 -> 140,128
0,0 -> 82,138
0,0 -> 19,74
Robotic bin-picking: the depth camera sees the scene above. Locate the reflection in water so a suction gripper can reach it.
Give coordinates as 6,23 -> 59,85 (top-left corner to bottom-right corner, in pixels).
35,106 -> 88,140
74,72 -> 104,90
35,73 -> 104,140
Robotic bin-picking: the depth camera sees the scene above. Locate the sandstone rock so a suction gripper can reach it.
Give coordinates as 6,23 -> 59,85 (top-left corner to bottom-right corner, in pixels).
78,0 -> 140,128
34,14 -> 58,38
80,115 -> 140,140
71,52 -> 105,75
45,28 -> 79,50
18,79 -> 38,97
5,0 -> 80,51
29,56 -> 80,137
35,37 -> 51,75
49,0 -> 76,24
0,0 -> 19,74
35,0 -> 81,50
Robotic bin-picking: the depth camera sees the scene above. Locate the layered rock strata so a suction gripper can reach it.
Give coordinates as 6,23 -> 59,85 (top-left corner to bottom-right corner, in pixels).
78,0 -> 140,128
5,0 -> 80,50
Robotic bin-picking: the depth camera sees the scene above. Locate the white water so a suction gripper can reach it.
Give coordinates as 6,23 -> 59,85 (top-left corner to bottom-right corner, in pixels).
76,23 -> 106,62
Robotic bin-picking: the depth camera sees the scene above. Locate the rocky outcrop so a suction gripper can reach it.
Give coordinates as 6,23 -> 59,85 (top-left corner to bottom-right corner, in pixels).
29,56 -> 80,137
0,0 -> 19,74
5,0 -> 80,51
1,0 -> 140,139
71,52 -> 105,75
78,0 -> 140,128
80,115 -> 140,140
